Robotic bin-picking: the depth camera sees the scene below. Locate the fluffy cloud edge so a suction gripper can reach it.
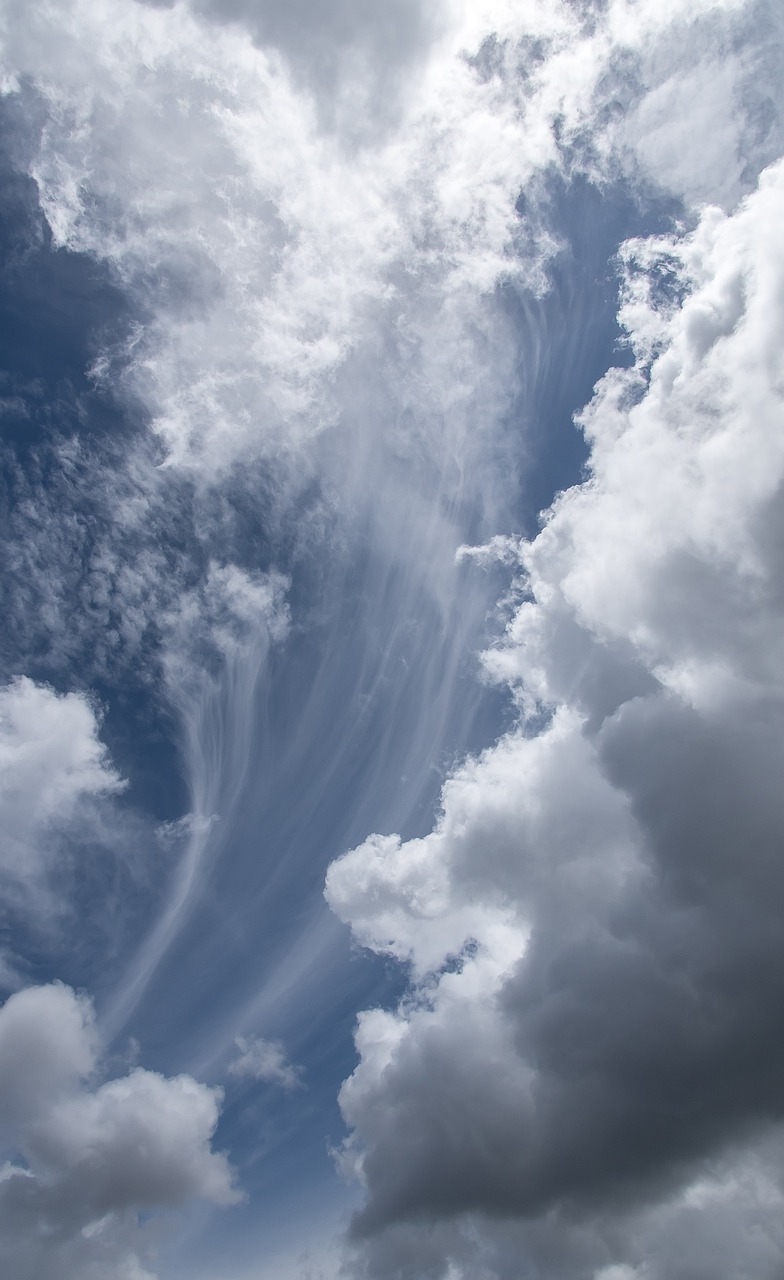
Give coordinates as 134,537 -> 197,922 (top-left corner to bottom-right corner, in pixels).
326,156 -> 784,1277
0,981 -> 240,1280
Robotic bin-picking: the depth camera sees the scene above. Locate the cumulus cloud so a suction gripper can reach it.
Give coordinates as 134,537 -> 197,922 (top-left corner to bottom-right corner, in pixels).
0,676 -> 124,885
342,1152 -> 784,1280
0,982 -> 238,1280
3,0 -> 777,488
327,158 -> 784,1276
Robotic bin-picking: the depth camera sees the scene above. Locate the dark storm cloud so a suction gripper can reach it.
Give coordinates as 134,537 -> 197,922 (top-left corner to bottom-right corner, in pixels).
350,694 -> 784,1233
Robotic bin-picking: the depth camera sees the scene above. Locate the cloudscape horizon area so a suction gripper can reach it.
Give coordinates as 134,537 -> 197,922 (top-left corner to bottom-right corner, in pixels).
1,2 -> 783,1277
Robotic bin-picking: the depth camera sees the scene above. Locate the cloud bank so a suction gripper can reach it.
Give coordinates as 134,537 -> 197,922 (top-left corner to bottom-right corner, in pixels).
327,156 -> 784,1278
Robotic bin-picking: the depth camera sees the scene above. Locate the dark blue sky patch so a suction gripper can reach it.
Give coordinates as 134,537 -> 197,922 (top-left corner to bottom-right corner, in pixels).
505,172 -> 682,535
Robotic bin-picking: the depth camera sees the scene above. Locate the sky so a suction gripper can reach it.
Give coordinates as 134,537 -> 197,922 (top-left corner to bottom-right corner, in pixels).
0,0 -> 783,1277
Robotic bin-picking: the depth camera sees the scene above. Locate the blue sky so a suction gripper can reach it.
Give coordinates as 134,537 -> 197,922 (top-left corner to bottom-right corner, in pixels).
1,2 -> 783,1278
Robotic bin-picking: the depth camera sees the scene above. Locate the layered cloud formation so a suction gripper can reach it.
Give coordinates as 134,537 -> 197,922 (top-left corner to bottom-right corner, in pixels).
0,0 -> 782,1277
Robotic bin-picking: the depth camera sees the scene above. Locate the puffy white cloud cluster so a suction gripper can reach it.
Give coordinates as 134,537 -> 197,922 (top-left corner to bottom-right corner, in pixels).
327,158 -> 784,1276
0,982 -> 238,1280
1,0 -> 778,491
149,0 -> 451,134
0,677 -> 124,889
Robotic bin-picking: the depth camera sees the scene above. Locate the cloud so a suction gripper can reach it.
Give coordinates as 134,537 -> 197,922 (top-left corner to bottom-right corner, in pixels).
228,1035 -> 302,1090
0,432 -> 193,686
2,0 -> 542,479
4,0 -> 776,488
327,158 -> 784,1276
0,0 -> 775,720
0,676 -> 149,991
102,563 -> 290,1037
0,982 -> 238,1280
342,1150 -> 784,1280
615,0 -> 784,209
1,2 -> 783,1276
148,0 -> 451,135
161,561 -> 290,688
0,676 -> 124,885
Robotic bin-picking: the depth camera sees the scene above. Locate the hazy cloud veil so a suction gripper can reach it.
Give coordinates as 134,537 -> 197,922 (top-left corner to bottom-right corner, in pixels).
0,0 -> 782,1277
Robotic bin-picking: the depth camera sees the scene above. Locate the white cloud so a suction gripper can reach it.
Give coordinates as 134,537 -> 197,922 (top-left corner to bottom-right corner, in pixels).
161,561 -> 290,687
0,982 -> 239,1280
1,2 -> 783,1276
616,0 -> 784,209
2,0 -> 776,494
101,563 -> 290,1037
1,0 -> 776,745
227,1034 -> 302,1090
492,159 -> 784,714
172,0 -> 452,136
328,158 -> 784,1276
0,677 -> 124,884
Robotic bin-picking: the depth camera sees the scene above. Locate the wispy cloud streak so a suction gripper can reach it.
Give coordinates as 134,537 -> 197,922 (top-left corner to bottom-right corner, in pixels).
103,565 -> 289,1037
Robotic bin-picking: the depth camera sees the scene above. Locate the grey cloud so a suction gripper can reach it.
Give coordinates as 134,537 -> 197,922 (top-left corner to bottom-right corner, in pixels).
330,155 -> 784,1277
497,695 -> 784,1213
140,0 -> 448,132
346,1147 -> 784,1280
0,983 -> 238,1280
